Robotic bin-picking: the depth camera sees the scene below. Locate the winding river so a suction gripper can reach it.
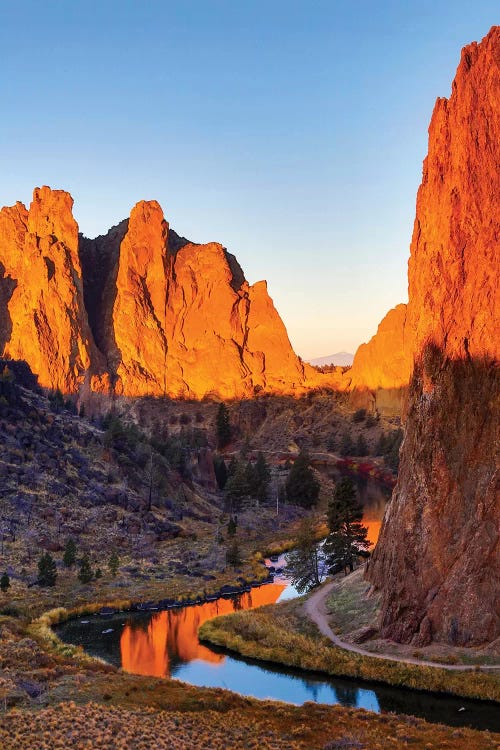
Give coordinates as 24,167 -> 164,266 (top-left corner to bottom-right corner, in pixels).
56,487 -> 499,732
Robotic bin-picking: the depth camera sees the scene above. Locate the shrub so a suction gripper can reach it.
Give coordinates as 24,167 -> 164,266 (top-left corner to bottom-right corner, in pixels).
352,409 -> 366,423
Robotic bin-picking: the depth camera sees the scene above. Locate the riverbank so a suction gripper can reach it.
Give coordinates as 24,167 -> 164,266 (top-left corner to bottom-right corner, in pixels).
198,597 -> 500,703
0,576 -> 497,749
3,598 -> 497,750
308,570 -> 500,668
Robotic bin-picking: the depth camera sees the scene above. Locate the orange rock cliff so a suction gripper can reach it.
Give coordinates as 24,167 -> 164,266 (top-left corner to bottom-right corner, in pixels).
1,189 -> 339,399
366,26 -> 499,645
346,303 -> 411,415
0,187 -> 104,393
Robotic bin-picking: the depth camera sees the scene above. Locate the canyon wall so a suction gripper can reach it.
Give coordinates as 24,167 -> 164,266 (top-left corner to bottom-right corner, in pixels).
0,188 -> 340,400
366,27 -> 499,645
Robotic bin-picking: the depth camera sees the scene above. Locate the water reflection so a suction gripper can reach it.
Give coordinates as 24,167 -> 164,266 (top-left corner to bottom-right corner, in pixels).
357,477 -> 389,546
121,583 -> 287,678
101,499 -> 388,681
171,647 -> 380,712
54,480 -> 500,732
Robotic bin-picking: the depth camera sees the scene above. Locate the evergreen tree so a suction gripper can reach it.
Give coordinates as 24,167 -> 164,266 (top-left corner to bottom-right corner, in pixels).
0,572 -> 10,593
109,551 -> 120,577
355,434 -> 368,457
226,540 -> 241,568
227,515 -> 237,537
324,478 -> 371,575
216,403 -> 231,448
285,451 -> 320,508
38,552 -> 57,587
224,462 -> 250,510
78,554 -> 93,584
244,461 -> 259,497
340,430 -> 354,456
254,452 -> 271,504
63,538 -> 77,568
285,518 -> 324,593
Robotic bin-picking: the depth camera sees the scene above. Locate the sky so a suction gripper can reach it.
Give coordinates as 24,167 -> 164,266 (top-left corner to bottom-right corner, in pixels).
0,2 -> 497,359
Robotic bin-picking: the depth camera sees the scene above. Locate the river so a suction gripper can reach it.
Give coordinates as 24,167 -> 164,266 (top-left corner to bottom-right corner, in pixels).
56,486 -> 499,732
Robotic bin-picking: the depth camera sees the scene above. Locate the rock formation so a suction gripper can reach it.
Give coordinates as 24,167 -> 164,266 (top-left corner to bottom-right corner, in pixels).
1,187 -> 339,399
346,304 -> 411,415
0,187 -> 102,392
366,26 -> 499,645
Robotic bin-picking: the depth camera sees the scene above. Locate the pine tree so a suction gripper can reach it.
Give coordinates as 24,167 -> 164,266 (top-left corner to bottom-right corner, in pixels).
63,538 -> 77,568
0,572 -> 10,592
38,552 -> 57,587
226,540 -> 241,568
285,518 -> 324,593
324,477 -> 371,575
227,515 -> 237,537
108,552 -> 120,577
285,451 -> 320,508
224,462 -> 250,511
340,430 -> 354,456
216,403 -> 231,448
254,452 -> 271,504
78,554 -> 93,584
355,433 -> 368,456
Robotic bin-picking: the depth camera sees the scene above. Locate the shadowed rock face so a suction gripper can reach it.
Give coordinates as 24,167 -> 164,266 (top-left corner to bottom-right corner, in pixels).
1,188 -> 340,399
366,27 -> 500,646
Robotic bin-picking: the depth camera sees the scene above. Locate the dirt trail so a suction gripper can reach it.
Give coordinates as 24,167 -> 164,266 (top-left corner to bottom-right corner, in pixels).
304,579 -> 500,672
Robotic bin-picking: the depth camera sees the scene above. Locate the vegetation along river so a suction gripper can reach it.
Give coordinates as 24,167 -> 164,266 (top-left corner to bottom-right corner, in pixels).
57,485 -> 499,733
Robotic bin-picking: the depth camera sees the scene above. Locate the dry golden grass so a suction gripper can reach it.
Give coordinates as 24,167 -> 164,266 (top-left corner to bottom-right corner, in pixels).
199,600 -> 500,703
0,698 -> 498,750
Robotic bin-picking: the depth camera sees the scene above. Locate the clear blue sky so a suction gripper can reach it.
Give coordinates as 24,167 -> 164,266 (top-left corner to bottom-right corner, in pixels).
0,2 -> 496,358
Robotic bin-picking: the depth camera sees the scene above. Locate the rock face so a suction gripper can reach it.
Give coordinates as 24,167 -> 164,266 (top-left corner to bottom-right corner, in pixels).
346,304 -> 411,415
1,187 -> 337,399
0,187 -> 101,392
366,27 -> 499,645
81,202 -> 335,399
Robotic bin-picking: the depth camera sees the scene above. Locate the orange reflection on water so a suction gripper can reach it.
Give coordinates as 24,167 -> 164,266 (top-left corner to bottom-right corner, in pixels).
120,582 -> 286,678
364,519 -> 382,546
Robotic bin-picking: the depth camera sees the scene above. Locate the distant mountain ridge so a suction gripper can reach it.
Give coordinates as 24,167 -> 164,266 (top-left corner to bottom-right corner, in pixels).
307,352 -> 353,367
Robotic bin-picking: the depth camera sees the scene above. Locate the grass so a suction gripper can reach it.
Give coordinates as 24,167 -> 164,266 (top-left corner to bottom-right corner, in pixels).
199,599 -> 500,703
325,571 -> 380,635
1,692 -> 498,750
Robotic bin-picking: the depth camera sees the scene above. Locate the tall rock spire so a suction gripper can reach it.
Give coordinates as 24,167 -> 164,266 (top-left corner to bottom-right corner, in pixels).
366,27 -> 499,646
0,187 -> 99,392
